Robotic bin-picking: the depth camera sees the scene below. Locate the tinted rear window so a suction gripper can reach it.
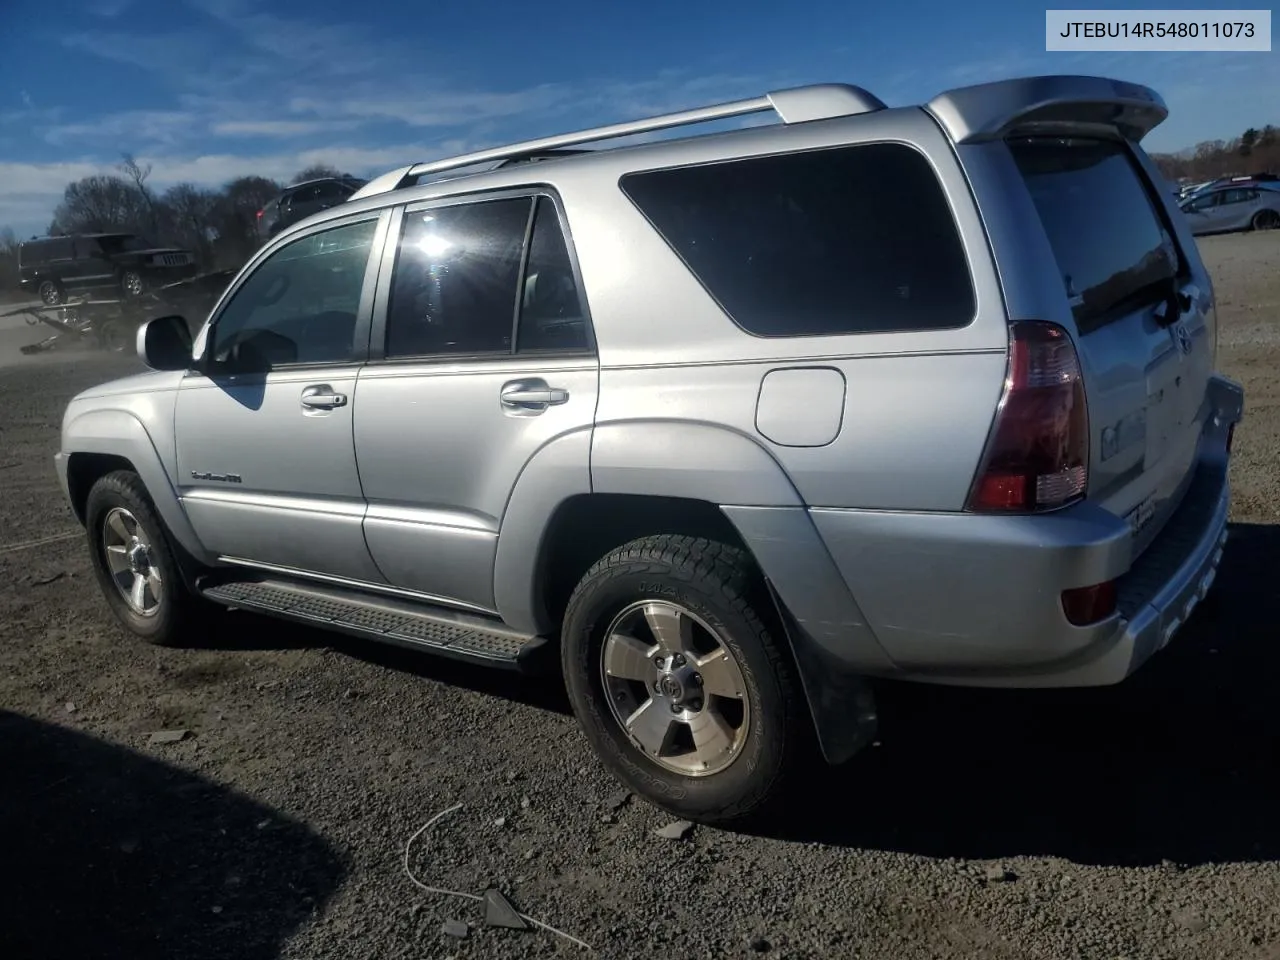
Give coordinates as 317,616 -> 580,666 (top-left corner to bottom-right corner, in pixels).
620,143 -> 975,338
1008,137 -> 1180,332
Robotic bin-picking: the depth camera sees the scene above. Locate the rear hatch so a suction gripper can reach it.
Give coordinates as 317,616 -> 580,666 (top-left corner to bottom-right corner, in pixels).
1008,136 -> 1216,558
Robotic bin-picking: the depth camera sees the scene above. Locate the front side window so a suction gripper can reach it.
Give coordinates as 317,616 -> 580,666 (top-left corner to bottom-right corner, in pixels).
1184,192 -> 1219,212
620,143 -> 976,338
209,217 -> 377,371
97,234 -> 152,255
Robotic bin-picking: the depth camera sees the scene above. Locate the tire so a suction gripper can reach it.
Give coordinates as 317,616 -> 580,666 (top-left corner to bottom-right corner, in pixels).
560,535 -> 812,825
120,270 -> 146,298
84,470 -> 206,647
38,280 -> 64,306
97,321 -> 132,353
1252,209 -> 1280,231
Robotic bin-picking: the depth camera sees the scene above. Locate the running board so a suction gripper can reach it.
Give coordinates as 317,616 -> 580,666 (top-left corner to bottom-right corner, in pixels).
198,576 -> 549,670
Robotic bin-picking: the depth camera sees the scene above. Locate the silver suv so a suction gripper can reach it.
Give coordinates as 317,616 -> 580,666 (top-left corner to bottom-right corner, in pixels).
55,75 -> 1244,824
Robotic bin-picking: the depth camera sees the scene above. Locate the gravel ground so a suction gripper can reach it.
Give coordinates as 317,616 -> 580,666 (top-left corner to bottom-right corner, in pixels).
2,232 -> 1279,960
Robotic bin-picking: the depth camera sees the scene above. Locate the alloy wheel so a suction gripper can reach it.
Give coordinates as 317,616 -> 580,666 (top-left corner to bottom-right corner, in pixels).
600,599 -> 750,777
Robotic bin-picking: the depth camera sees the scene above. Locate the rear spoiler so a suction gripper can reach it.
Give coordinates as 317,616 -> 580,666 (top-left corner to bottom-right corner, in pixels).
926,75 -> 1167,144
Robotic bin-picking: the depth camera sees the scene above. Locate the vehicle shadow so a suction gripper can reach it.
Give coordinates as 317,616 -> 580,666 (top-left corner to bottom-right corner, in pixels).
207,610 -> 573,717
0,710 -> 347,960
758,521 -> 1280,868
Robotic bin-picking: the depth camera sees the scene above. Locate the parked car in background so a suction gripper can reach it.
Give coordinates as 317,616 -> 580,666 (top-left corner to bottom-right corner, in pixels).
256,176 -> 368,241
18,233 -> 197,306
1179,183 -> 1280,235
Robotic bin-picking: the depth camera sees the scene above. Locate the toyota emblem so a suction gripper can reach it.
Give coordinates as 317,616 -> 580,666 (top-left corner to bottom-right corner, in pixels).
1173,323 -> 1192,355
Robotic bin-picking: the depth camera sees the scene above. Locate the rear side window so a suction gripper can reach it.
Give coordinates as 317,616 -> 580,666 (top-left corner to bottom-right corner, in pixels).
1008,137 -> 1180,332
620,143 -> 975,338
386,197 -> 532,358
384,194 -> 593,359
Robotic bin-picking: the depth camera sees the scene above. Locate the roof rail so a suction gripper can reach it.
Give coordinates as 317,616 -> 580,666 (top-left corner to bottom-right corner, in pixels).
347,82 -> 886,201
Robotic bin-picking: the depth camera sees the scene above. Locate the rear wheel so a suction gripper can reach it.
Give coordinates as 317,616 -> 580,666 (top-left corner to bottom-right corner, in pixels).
560,535 -> 812,825
1252,209 -> 1280,231
85,470 -> 207,646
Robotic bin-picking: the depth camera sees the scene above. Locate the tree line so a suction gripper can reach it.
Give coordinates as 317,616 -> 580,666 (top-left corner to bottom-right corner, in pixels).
0,158 -> 352,295
1,125 -> 1276,298
1149,126 -> 1278,182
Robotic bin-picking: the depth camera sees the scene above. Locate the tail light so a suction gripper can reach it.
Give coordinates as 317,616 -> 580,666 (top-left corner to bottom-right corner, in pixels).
966,321 -> 1089,513
256,209 -> 264,219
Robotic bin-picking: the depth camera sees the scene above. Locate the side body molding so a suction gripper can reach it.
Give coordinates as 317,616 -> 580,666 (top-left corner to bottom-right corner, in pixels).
60,407 -> 215,565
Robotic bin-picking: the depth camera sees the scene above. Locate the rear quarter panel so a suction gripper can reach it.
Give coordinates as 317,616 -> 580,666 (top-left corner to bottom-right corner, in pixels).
577,106 -> 1010,511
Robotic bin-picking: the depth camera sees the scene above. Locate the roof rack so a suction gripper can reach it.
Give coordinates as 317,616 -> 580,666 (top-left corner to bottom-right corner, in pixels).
347,82 -> 887,201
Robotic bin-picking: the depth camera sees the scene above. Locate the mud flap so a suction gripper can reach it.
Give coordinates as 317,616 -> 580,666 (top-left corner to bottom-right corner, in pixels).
764,580 -> 879,766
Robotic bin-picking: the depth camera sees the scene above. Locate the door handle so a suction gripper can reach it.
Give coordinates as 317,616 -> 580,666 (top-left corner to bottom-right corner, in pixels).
301,392 -> 347,409
500,383 -> 569,408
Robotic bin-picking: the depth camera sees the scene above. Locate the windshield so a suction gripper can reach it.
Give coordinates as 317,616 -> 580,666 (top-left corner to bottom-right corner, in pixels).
1008,137 -> 1180,332
96,234 -> 155,254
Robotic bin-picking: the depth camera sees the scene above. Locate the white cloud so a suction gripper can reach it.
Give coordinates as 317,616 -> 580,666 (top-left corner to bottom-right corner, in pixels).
209,119 -> 360,138
42,110 -> 199,147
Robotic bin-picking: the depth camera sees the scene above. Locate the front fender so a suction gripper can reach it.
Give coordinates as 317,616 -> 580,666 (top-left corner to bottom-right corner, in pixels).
61,408 -> 214,565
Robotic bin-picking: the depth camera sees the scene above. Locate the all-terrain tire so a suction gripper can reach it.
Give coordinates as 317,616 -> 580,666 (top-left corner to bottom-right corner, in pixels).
84,470 -> 208,647
560,535 -> 812,826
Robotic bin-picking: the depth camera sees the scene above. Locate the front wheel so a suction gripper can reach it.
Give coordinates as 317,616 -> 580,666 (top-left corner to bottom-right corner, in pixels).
560,535 -> 812,825
120,270 -> 146,298
84,470 -> 206,646
38,280 -> 64,306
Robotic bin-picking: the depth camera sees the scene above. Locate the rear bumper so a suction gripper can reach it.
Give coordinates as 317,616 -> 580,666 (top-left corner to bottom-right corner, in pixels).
803,374 -> 1243,688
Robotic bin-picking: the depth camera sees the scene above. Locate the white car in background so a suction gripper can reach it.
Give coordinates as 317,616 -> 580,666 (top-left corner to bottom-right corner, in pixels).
1180,183 -> 1280,236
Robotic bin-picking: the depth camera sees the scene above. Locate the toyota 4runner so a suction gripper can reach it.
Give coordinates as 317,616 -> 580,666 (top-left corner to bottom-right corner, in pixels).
55,75 -> 1244,824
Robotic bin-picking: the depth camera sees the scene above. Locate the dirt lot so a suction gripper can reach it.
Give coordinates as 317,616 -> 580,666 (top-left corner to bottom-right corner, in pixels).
2,232 -> 1279,960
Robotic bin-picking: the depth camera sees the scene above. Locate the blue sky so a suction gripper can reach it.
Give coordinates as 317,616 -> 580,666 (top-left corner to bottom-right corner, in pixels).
0,0 -> 1275,239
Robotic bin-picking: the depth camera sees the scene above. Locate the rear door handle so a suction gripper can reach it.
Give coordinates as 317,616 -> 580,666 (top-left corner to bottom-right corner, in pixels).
500,382 -> 569,408
301,392 -> 347,409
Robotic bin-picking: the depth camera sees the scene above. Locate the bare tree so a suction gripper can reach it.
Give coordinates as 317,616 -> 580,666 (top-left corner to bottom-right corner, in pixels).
291,163 -> 347,183
119,153 -> 160,233
50,175 -> 153,235
0,227 -> 19,292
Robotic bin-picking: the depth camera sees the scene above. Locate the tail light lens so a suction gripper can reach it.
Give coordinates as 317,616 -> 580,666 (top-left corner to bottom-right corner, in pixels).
256,209 -> 264,219
966,321 -> 1089,513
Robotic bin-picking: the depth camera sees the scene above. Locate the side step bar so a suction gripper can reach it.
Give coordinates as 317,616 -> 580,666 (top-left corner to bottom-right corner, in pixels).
198,576 -> 550,671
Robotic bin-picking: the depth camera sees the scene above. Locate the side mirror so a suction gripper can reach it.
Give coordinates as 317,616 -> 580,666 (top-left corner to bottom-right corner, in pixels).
136,315 -> 193,371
